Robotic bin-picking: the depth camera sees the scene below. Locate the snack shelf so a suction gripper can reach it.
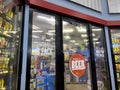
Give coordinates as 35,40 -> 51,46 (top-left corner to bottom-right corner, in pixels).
116,62 -> 120,64
0,13 -> 13,23
0,87 -> 5,89
114,53 -> 120,55
0,0 -> 22,89
117,70 -> 120,73
0,69 -> 8,74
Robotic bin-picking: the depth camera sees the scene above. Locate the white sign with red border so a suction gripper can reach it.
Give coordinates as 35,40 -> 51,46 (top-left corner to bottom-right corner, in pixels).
69,53 -> 86,77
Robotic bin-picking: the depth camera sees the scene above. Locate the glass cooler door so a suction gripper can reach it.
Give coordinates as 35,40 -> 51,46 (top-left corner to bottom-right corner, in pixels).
29,11 -> 56,90
109,28 -> 120,90
0,0 -> 22,90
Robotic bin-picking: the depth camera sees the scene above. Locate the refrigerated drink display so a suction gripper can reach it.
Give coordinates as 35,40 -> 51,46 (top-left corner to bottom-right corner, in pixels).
0,0 -> 22,90
62,19 -> 92,90
110,29 -> 120,89
29,12 -> 56,90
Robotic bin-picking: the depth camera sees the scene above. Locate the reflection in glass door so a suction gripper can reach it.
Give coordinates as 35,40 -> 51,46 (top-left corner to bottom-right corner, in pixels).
62,19 -> 92,90
91,25 -> 111,90
29,11 -> 56,90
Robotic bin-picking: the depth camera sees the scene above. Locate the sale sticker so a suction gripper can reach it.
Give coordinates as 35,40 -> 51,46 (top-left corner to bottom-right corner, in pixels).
69,53 -> 86,77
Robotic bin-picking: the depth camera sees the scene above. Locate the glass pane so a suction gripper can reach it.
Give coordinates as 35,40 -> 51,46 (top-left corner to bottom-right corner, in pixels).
63,19 -> 92,90
0,0 -> 22,90
91,26 -> 111,90
110,28 -> 120,89
30,12 -> 56,90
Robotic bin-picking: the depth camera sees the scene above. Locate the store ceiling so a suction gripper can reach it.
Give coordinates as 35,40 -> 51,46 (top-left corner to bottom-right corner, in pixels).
32,11 -> 102,47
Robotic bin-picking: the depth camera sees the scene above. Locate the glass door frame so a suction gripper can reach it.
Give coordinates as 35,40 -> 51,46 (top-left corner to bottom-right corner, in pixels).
108,26 -> 120,90
25,8 -> 65,90
23,6 -> 112,90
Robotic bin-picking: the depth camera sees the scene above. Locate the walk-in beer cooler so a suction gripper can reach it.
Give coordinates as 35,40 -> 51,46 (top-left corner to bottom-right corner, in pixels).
0,0 -> 22,90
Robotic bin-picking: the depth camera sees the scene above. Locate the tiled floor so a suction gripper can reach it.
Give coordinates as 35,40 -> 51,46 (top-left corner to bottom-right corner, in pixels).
65,84 -> 89,90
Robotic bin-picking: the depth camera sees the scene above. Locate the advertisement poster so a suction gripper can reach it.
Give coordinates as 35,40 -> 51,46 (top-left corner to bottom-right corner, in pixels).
69,53 -> 86,77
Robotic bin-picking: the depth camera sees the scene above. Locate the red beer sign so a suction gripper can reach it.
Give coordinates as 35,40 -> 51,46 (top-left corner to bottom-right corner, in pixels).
69,53 -> 86,77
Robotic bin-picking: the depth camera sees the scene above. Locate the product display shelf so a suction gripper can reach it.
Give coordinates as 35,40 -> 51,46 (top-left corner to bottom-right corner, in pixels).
114,53 -> 120,55
118,80 -> 120,82
0,32 -> 11,38
116,70 -> 120,73
0,69 -> 8,75
0,6 -> 17,90
0,11 -> 14,24
116,62 -> 120,64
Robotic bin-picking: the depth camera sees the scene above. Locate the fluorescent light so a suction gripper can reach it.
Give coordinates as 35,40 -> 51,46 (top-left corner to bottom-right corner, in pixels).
81,34 -> 87,38
63,21 -> 68,25
32,30 -> 43,32
84,39 -> 88,42
11,31 -> 17,34
32,25 -> 40,29
92,33 -> 95,37
63,29 -> 73,33
46,39 -> 50,41
70,40 -> 76,43
81,33 -> 95,38
46,32 -> 55,36
85,43 -> 88,45
37,15 -> 55,22
92,28 -> 101,31
95,42 -> 100,44
33,42 -> 38,43
93,38 -> 98,41
75,43 -> 79,45
48,30 -> 55,33
64,36 -> 71,39
76,26 -> 86,33
32,35 -> 40,38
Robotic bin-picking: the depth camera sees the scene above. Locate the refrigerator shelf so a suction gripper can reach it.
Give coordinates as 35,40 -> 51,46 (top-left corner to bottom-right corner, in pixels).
116,70 -> 120,73
0,54 -> 10,56
118,80 -> 120,82
114,53 -> 120,55
115,62 -> 120,64
0,48 -> 16,50
0,70 -> 8,75
0,88 -> 5,90
0,30 -> 18,34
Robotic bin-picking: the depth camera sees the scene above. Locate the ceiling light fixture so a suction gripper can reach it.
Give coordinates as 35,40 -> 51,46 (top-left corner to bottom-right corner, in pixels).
81,34 -> 87,38
76,26 -> 86,33
93,38 -> 98,41
32,25 -> 40,29
75,43 -> 79,45
92,28 -> 101,31
48,30 -> 55,33
70,40 -> 76,43
46,32 -> 55,36
32,30 -> 43,33
32,35 -> 40,38
84,39 -> 88,42
37,15 -> 55,22
63,29 -> 74,33
64,36 -> 71,39
63,21 -> 68,25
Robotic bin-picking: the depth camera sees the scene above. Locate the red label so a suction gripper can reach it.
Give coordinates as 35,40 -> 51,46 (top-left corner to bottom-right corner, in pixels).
69,54 -> 86,77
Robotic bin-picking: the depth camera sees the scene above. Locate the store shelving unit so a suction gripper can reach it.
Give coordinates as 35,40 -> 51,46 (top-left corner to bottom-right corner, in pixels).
111,33 -> 120,89
0,1 -> 21,89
